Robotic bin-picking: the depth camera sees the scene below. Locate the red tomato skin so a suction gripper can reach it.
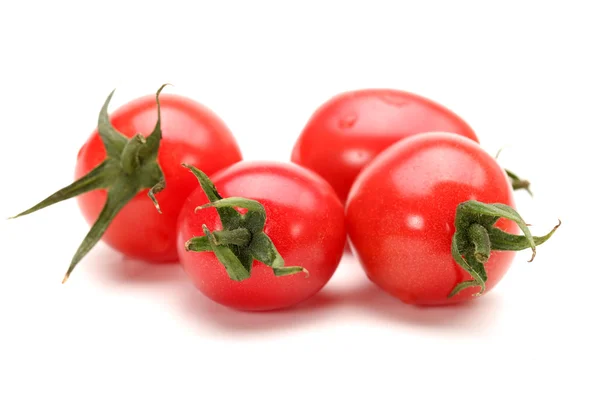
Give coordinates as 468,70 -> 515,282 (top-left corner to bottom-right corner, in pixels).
291,89 -> 479,203
346,132 -> 519,306
75,93 -> 243,262
176,161 -> 346,311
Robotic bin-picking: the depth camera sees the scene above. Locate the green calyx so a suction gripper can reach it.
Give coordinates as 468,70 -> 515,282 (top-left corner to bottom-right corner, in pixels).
10,84 -> 170,283
496,149 -> 533,195
449,200 -> 560,298
182,164 -> 308,281
505,168 -> 532,196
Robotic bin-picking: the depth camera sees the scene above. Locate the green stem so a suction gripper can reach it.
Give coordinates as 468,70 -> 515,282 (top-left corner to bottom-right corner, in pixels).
182,164 -> 307,281
63,184 -> 138,283
185,228 -> 253,250
202,225 -> 251,281
10,84 -> 171,283
121,134 -> 147,174
496,149 -> 533,195
148,175 -> 166,213
97,89 -> 128,158
468,223 -> 491,264
505,168 -> 532,196
185,236 -> 211,252
449,200 -> 559,298
9,160 -> 117,219
213,228 -> 252,246
182,163 -> 241,230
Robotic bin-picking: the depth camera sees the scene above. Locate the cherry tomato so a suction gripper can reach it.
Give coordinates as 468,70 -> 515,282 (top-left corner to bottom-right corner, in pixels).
75,92 -> 242,262
346,132 -> 520,305
292,89 -> 479,202
177,161 -> 346,311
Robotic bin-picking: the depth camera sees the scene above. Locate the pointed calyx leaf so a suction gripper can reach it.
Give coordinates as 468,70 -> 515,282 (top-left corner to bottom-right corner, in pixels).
182,164 -> 308,281
10,84 -> 171,283
495,148 -> 533,196
505,168 -> 532,196
449,200 -> 560,298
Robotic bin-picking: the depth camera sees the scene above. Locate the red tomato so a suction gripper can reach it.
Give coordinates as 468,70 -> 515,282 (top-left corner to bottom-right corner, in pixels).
177,161 -> 346,311
346,132 -> 520,305
292,89 -> 479,202
75,93 -> 242,262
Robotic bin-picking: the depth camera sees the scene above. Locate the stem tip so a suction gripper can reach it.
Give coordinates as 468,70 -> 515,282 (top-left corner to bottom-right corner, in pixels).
194,203 -> 213,213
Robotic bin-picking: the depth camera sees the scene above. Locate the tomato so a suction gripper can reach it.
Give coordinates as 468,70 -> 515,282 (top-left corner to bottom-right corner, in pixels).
345,132 -> 556,305
291,89 -> 479,202
176,161 -> 346,311
75,92 -> 242,262
14,86 -> 242,281
75,94 -> 242,262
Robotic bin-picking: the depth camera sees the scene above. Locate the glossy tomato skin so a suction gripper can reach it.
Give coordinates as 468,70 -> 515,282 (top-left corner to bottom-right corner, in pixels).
291,89 -> 479,203
177,161 -> 346,311
346,132 -> 519,306
75,93 -> 242,262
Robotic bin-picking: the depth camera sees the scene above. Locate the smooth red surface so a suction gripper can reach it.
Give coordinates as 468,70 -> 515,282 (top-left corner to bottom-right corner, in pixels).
177,161 -> 346,311
75,93 -> 242,262
346,132 -> 519,305
291,89 -> 479,203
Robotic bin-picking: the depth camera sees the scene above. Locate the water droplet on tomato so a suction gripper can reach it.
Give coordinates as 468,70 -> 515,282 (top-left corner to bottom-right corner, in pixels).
338,113 -> 358,129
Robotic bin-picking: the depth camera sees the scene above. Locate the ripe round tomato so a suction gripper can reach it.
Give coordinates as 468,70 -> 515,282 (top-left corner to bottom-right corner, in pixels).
75,92 -> 242,262
346,132 -> 520,305
291,89 -> 479,202
176,161 -> 346,311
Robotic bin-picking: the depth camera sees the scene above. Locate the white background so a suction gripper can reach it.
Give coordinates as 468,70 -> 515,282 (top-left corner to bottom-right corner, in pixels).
1,1 -> 598,399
